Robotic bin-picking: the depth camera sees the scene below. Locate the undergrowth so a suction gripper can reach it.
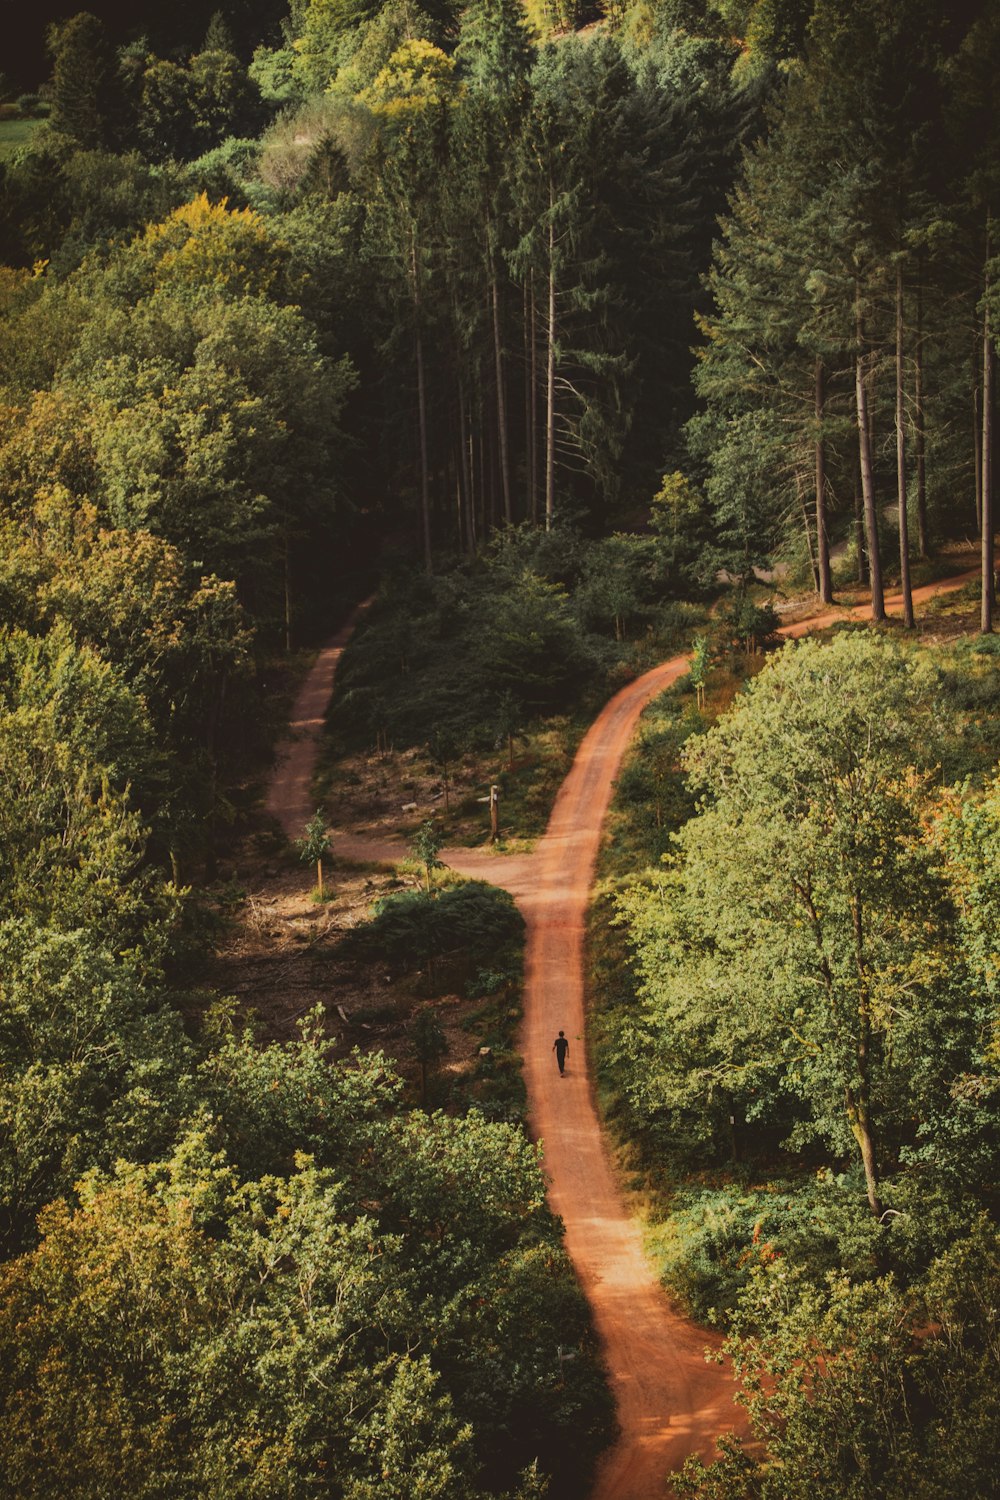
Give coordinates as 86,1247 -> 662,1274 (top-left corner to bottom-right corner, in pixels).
338,879 -> 528,1121
322,526 -> 707,845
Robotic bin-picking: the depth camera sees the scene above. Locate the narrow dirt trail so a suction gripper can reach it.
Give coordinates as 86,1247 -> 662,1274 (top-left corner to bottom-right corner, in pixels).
263,565 -> 981,1500
265,599 -> 373,841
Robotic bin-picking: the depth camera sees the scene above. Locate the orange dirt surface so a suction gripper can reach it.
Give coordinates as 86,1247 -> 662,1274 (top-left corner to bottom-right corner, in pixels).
263,564 -> 987,1500
265,598 -> 373,842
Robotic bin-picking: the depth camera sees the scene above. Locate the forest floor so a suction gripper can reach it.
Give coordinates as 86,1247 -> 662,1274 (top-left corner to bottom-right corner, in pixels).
314,716 -> 584,853
207,549 -> 988,1500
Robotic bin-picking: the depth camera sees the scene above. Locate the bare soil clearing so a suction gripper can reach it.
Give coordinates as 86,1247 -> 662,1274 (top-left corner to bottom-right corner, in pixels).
256,562 -> 986,1500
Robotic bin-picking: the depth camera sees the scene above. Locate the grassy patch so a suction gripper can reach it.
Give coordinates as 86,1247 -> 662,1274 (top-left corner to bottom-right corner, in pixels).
0,118 -> 40,160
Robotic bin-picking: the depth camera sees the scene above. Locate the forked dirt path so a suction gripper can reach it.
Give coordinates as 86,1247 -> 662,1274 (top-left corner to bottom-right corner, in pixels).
264,565 -> 981,1500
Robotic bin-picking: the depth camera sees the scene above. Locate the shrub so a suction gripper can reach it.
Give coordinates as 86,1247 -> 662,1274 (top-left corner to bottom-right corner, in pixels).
650,1174 -> 881,1320
340,881 -> 524,975
331,561 -> 602,753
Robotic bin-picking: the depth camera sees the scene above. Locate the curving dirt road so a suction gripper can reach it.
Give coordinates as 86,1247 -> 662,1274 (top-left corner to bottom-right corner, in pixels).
264,564 -> 982,1500
506,651 -> 745,1498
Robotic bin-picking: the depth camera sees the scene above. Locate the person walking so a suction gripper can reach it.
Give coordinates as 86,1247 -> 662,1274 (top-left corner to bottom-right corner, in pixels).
552,1030 -> 569,1076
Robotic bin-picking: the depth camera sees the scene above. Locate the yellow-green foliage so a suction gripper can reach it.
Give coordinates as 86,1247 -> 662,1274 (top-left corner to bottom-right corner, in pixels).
356,39 -> 463,116
139,193 -> 286,298
522,0 -> 590,40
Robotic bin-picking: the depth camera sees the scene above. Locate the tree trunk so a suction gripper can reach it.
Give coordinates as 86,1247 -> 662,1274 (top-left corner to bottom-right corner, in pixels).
316,858 -> 324,900
847,1085 -> 883,1217
799,477 -> 819,592
545,174 -> 556,533
815,358 -> 833,602
974,333 -> 983,533
982,252 -> 994,635
477,396 -> 487,543
529,270 -> 539,526
856,304 -> 886,621
412,238 -> 432,574
524,274 -> 535,525
854,463 -> 868,583
458,376 -> 474,556
468,420 -> 478,553
490,238 -> 513,526
486,401 -> 497,534
896,266 -> 915,628
914,259 -> 929,557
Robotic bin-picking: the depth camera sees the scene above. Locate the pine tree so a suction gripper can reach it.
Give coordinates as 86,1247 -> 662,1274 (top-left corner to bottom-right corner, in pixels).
47,11 -> 127,151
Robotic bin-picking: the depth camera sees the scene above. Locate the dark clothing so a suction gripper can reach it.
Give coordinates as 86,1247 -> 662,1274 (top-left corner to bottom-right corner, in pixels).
553,1036 -> 569,1073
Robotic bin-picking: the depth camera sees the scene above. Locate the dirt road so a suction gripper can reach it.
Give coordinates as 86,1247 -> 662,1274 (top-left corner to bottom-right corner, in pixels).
265,600 -> 372,841
498,652 -> 746,1498
264,565 -> 982,1500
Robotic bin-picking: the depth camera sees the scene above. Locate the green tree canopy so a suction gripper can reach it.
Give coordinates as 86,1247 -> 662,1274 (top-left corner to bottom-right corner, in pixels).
618,632 -> 955,1215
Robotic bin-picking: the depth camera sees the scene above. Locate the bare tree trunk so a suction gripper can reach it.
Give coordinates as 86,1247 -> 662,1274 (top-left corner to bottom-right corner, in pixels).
856,303 -> 885,621
489,229 -> 513,526
545,174 -> 556,533
974,333 -> 983,533
523,276 -> 533,525
799,477 -> 819,592
847,1084 -> 883,1218
454,444 -> 464,557
477,396 -> 487,542
855,463 -> 868,583
896,266 -> 915,628
815,358 -> 833,602
914,259 -> 929,557
486,407 -> 497,534
412,238 -> 432,574
529,270 -> 539,526
983,250 -> 994,635
467,420 -> 478,553
457,377 -> 471,556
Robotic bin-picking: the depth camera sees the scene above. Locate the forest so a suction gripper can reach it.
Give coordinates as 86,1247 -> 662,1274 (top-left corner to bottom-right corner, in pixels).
0,0 -> 998,1495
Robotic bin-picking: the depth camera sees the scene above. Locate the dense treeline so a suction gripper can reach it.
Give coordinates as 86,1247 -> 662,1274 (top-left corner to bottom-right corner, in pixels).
1,1026 -> 612,1496
5,0 -> 994,594
692,0 -> 999,626
1,0 -> 769,572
